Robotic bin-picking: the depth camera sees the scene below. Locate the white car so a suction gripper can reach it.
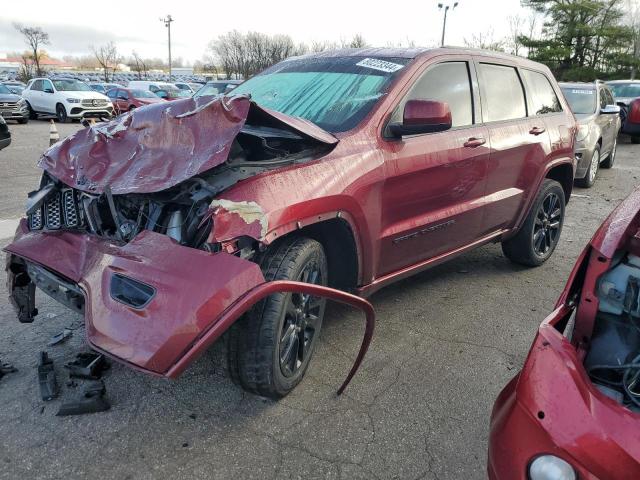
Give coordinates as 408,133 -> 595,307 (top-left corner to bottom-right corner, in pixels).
22,78 -> 113,123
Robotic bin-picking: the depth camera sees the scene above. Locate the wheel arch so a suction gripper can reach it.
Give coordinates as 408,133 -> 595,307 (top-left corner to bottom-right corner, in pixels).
545,161 -> 574,204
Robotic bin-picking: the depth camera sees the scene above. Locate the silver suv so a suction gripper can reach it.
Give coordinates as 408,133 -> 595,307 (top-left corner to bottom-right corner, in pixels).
560,82 -> 620,188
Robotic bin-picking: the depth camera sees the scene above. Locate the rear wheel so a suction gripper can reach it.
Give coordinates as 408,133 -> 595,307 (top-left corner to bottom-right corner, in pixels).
575,145 -> 600,188
228,236 -> 328,398
601,138 -> 616,169
502,179 -> 565,267
56,104 -> 68,123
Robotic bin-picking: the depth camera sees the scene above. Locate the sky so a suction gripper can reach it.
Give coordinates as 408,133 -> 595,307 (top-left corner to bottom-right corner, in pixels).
0,0 -> 532,64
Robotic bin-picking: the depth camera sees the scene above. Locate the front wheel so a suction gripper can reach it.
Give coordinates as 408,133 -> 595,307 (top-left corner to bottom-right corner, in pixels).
26,102 -> 37,120
56,104 -> 68,123
228,236 -> 328,398
601,138 -> 616,169
575,145 -> 600,188
502,179 -> 565,267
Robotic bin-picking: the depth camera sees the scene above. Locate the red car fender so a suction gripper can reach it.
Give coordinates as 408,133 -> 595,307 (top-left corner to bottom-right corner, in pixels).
165,280 -> 375,395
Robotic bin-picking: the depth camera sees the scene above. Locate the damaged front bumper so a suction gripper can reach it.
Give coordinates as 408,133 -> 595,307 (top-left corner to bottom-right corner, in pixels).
5,220 -> 373,392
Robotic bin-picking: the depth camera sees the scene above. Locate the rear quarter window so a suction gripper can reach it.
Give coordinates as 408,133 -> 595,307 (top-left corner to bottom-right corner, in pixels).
477,63 -> 526,122
521,69 -> 562,115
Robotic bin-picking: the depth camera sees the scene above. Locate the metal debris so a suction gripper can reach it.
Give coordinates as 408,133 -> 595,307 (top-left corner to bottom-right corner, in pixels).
37,351 -> 58,401
56,380 -> 110,416
64,352 -> 110,380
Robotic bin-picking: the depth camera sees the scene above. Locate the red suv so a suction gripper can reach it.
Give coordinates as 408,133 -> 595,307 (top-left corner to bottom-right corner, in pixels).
106,87 -> 165,114
5,48 -> 576,398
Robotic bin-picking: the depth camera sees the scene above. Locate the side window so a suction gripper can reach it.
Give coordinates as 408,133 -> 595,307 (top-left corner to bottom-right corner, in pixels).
477,63 -> 526,122
31,80 -> 43,91
521,69 -> 562,115
118,90 -> 128,100
390,61 -> 473,128
605,88 -> 615,106
599,88 -> 608,109
149,85 -> 158,92
42,80 -> 53,92
106,89 -> 117,99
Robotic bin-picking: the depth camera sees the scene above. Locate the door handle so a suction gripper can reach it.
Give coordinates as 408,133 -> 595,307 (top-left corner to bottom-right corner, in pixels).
464,137 -> 486,148
529,126 -> 546,135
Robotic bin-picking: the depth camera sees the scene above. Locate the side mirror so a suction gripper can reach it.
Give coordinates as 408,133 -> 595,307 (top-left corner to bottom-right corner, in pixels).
601,104 -> 621,115
389,99 -> 452,137
44,88 -> 54,94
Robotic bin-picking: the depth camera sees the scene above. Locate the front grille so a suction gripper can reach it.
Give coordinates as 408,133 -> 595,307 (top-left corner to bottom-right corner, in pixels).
0,102 -> 18,112
30,189 -> 84,231
62,189 -> 79,227
45,194 -> 62,229
81,99 -> 108,107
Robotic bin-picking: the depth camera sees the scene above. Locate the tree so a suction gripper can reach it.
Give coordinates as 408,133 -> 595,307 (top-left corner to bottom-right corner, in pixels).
130,51 -> 148,80
91,42 -> 120,82
464,28 -> 506,51
348,34 -> 368,48
13,23 -> 50,78
507,15 -> 525,56
208,31 -> 306,79
520,0 -> 638,80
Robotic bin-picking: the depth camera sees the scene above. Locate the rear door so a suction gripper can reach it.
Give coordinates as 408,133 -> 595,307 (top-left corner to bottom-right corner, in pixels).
41,79 -> 56,114
477,62 -> 553,234
378,59 -> 491,275
28,80 -> 44,111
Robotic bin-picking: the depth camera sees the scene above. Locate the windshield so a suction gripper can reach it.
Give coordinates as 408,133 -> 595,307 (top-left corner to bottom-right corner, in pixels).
230,56 -> 411,132
131,89 -> 157,98
561,88 -> 596,114
194,83 -> 229,97
0,84 -> 10,94
608,82 -> 640,99
53,79 -> 92,92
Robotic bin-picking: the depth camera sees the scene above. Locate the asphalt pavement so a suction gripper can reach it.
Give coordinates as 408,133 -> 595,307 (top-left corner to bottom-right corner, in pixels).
1,119 -> 638,480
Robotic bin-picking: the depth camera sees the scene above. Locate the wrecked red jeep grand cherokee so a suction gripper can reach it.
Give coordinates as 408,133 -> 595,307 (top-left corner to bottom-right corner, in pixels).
5,48 -> 576,398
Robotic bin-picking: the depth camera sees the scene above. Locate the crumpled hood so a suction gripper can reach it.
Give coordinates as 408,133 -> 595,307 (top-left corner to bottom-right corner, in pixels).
39,95 -> 338,195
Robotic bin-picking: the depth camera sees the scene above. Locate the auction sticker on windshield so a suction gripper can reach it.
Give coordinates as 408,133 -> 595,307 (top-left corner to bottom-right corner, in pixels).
356,58 -> 404,73
571,89 -> 594,95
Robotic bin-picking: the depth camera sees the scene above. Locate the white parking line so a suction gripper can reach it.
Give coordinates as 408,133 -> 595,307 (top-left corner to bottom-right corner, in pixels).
0,218 -> 21,239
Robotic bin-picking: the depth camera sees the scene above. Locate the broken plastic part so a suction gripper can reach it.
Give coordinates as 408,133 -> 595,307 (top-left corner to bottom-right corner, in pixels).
38,351 -> 58,401
56,380 -> 110,416
64,353 -> 110,380
48,328 -> 73,346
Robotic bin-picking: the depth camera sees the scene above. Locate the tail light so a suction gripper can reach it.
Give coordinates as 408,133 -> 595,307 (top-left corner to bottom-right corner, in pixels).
628,99 -> 640,124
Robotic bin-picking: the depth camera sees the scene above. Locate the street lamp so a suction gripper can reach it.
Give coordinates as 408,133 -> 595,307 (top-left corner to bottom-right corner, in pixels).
160,15 -> 174,81
438,2 -> 458,47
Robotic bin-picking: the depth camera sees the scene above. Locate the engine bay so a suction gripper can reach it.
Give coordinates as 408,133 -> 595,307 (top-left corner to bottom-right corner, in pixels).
25,123 -> 331,250
586,252 -> 640,412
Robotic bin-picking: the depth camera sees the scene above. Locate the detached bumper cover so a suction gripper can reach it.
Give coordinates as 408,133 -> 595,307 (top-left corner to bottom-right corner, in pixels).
488,306 -> 640,479
5,220 -> 374,392
5,220 -> 264,374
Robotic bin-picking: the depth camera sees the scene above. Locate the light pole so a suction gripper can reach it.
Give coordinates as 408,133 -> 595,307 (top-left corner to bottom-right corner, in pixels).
160,15 -> 174,81
438,2 -> 458,47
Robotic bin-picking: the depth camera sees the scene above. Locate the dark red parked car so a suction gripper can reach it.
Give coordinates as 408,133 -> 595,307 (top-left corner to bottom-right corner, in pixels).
106,87 -> 165,114
488,187 -> 640,479
5,48 -> 576,398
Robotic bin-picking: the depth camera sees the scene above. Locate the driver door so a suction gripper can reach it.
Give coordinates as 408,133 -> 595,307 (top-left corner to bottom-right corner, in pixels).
378,60 -> 491,276
41,79 -> 56,114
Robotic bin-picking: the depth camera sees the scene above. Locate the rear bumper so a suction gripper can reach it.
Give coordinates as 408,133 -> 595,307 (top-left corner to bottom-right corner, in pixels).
488,307 -> 640,479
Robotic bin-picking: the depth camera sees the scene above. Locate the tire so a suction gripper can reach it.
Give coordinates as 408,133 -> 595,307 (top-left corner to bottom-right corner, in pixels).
26,102 -> 37,120
228,236 -> 328,398
56,104 -> 68,123
17,118 -> 28,124
632,136 -> 640,144
502,179 -> 565,267
601,137 -> 616,169
575,145 -> 600,188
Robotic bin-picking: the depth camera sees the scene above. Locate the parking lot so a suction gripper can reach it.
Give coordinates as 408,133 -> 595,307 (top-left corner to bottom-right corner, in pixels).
0,118 -> 638,480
